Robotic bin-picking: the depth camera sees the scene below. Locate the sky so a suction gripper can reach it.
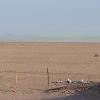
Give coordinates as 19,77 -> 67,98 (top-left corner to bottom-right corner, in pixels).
0,0 -> 100,42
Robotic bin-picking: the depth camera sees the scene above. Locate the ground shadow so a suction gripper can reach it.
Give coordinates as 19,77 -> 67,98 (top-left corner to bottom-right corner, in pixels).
43,83 -> 100,100
42,94 -> 100,100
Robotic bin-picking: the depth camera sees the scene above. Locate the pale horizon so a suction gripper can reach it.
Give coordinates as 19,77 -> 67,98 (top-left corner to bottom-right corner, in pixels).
0,33 -> 100,42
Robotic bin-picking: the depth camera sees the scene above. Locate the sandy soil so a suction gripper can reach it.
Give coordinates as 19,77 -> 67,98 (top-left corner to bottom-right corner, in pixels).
0,42 -> 100,100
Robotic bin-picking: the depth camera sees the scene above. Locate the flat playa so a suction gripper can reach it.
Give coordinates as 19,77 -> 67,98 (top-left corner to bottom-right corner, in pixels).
0,42 -> 100,100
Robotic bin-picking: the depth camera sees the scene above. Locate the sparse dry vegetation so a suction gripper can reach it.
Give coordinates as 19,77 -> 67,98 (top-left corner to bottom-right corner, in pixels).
94,53 -> 99,57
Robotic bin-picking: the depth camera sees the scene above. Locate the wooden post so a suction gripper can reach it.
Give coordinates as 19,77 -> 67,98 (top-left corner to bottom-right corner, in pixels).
15,71 -> 17,93
47,68 -> 50,89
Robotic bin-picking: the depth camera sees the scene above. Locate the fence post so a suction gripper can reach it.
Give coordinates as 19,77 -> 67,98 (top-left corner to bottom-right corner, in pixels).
47,68 -> 50,89
15,71 -> 18,93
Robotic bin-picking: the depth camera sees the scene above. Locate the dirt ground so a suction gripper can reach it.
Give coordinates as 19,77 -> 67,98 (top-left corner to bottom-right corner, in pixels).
0,42 -> 100,100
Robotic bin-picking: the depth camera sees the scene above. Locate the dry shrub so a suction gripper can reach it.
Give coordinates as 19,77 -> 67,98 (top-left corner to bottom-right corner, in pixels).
94,53 -> 99,57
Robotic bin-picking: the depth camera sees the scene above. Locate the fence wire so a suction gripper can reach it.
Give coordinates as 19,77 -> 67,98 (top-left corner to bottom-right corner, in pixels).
0,71 -> 100,94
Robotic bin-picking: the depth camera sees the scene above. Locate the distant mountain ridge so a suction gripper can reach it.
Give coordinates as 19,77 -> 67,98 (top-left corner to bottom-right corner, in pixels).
0,33 -> 100,42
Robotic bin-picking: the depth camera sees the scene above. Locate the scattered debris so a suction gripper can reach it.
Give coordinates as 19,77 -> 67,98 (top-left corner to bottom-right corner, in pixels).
52,79 -> 91,86
46,80 -> 100,96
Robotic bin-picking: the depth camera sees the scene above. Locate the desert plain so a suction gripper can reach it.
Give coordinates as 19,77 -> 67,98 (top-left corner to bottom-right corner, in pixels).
0,42 -> 100,100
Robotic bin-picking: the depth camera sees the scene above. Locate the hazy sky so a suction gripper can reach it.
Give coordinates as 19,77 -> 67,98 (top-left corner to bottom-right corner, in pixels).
0,0 -> 100,42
